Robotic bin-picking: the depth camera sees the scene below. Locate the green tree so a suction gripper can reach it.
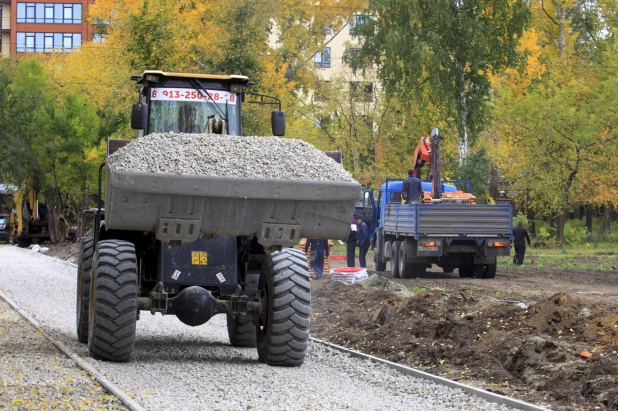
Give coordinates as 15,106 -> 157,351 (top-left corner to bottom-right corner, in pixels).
349,0 -> 530,164
494,62 -> 617,244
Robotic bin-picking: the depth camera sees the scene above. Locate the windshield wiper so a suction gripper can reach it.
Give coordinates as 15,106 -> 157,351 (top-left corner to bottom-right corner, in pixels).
190,79 -> 227,122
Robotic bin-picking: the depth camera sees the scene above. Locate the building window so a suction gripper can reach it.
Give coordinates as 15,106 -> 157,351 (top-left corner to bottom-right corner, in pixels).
314,48 -> 331,69
350,14 -> 371,35
92,34 -> 107,44
17,32 -> 81,53
45,4 -> 54,21
17,3 -> 82,24
350,82 -> 374,102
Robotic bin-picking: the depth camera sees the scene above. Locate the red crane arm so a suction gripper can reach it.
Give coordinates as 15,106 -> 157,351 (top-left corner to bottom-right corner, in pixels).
412,137 -> 432,179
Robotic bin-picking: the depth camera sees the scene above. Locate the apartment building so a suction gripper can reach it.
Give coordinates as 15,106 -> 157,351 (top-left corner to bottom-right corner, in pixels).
310,15 -> 377,104
0,0 -> 10,55
0,0 -> 94,56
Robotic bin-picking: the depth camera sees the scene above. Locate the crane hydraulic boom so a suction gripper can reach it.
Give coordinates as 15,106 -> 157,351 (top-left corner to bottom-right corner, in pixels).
411,128 -> 475,204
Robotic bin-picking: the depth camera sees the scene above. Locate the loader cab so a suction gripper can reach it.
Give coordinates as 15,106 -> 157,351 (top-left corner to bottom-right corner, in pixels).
130,70 -> 286,137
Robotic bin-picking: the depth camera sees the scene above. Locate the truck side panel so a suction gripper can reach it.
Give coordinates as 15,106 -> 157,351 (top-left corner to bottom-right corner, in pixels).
416,204 -> 512,237
383,203 -> 416,235
384,203 -> 512,237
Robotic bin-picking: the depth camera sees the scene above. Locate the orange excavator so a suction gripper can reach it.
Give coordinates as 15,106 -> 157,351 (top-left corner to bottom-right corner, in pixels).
411,128 -> 476,204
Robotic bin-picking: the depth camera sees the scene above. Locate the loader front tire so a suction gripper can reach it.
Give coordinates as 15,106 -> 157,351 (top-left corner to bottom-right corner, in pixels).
88,240 -> 138,362
227,273 -> 259,348
256,248 -> 310,367
76,236 -> 94,343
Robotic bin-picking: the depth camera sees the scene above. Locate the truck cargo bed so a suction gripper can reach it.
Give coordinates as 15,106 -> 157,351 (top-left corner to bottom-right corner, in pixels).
383,203 -> 512,238
104,166 -> 361,247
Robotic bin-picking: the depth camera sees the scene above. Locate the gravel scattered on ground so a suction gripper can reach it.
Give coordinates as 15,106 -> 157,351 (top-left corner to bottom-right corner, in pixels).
0,296 -> 128,411
0,245 -> 517,411
108,133 -> 355,182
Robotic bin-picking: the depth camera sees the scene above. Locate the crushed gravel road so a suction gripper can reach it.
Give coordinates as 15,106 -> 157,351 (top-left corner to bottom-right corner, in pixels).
0,245 -> 516,411
108,133 -> 355,182
0,296 -> 128,410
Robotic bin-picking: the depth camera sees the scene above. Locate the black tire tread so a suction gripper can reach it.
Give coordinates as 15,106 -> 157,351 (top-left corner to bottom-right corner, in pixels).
484,263 -> 497,279
257,248 -> 310,367
227,273 -> 260,347
88,240 -> 138,362
390,241 -> 401,279
76,237 -> 94,343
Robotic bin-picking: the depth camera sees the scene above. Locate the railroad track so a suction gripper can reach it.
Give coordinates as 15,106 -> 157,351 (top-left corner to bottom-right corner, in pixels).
0,246 -> 551,411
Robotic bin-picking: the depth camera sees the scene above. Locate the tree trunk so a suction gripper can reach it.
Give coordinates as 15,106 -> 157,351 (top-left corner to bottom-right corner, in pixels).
602,205 -> 611,234
455,61 -> 468,165
489,165 -> 499,200
44,192 -> 62,243
527,209 -> 536,237
555,211 -> 567,244
585,204 -> 593,232
552,1 -> 567,58
594,206 -> 612,249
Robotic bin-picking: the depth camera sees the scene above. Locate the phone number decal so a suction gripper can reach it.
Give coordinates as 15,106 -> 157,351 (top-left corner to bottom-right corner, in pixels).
150,88 -> 237,105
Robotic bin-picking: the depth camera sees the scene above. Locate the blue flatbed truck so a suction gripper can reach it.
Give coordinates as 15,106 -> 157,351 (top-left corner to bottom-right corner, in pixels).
356,179 -> 513,279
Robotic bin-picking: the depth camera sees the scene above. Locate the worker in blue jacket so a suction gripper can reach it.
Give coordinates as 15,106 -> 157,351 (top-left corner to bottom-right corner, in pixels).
304,239 -> 329,279
356,216 -> 370,268
346,217 -> 358,267
402,168 -> 423,204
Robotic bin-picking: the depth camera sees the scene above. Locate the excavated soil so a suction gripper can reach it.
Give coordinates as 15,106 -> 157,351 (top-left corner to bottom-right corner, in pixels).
311,278 -> 618,410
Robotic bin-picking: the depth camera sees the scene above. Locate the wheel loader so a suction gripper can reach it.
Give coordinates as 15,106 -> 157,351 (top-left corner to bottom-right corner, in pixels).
76,71 -> 360,366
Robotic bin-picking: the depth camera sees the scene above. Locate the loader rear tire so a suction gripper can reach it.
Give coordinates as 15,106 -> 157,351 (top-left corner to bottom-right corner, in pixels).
76,236 -> 94,343
227,273 -> 259,347
256,248 -> 310,367
88,240 -> 138,362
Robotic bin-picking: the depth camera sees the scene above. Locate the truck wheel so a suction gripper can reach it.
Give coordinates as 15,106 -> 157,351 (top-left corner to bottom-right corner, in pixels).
256,248 -> 310,367
17,238 -> 31,248
374,254 -> 387,272
76,237 -> 94,344
459,264 -> 474,278
227,273 -> 259,347
484,263 -> 497,279
398,242 -> 406,277
390,241 -> 401,278
384,241 -> 392,261
473,264 -> 486,278
88,240 -> 138,362
442,266 -> 454,274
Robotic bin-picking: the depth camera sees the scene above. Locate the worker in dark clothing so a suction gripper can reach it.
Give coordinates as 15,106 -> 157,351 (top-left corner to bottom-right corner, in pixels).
356,216 -> 370,268
304,239 -> 329,279
513,221 -> 531,265
402,168 -> 423,204
346,217 -> 358,267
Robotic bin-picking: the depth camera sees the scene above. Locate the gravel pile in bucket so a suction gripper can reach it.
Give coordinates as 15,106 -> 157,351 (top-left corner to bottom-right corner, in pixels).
108,133 -> 355,182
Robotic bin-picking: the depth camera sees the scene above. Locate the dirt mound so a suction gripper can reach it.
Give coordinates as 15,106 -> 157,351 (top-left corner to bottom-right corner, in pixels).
43,241 -> 80,264
311,281 -> 618,410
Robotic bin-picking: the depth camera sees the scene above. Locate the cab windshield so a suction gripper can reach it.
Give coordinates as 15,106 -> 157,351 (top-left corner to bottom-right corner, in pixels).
148,87 -> 239,136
